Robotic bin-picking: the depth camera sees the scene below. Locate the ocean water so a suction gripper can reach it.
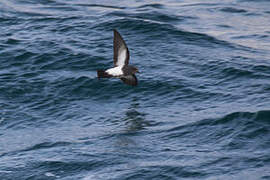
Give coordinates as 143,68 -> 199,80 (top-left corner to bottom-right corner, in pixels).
0,0 -> 270,179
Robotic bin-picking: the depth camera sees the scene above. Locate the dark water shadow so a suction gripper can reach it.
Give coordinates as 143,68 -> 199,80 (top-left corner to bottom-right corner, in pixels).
109,97 -> 151,173
122,97 -> 148,133
113,97 -> 148,152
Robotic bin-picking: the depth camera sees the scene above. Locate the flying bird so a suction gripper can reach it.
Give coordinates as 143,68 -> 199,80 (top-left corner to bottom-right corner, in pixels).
97,30 -> 139,86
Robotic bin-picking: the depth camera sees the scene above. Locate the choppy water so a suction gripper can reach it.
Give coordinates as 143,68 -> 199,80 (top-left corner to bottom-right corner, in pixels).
1,0 -> 270,179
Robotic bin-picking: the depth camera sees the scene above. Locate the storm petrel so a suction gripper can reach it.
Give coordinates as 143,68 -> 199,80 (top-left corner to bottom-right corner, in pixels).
97,29 -> 139,86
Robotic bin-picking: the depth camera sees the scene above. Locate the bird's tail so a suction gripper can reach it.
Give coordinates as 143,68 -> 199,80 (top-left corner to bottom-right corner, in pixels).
97,70 -> 112,78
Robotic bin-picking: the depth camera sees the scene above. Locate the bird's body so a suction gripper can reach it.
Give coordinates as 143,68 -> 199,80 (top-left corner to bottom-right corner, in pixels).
97,30 -> 139,86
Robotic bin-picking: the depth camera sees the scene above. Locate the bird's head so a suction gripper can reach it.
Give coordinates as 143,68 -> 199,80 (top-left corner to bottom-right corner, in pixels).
135,67 -> 140,73
130,66 -> 140,73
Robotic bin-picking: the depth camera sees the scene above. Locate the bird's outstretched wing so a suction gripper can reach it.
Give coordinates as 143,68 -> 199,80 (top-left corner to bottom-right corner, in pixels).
120,74 -> 137,86
113,29 -> 130,67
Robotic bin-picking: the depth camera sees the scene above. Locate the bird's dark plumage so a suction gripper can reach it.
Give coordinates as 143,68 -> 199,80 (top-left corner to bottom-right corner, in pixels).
113,30 -> 130,67
97,29 -> 139,86
97,70 -> 112,78
121,74 -> 138,86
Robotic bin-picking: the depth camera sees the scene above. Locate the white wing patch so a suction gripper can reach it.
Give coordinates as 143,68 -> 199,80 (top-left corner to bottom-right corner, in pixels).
106,66 -> 123,76
116,47 -> 127,67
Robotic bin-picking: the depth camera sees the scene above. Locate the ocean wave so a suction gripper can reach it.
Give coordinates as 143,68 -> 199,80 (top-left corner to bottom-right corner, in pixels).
164,110 -> 270,150
75,3 -> 125,10
219,7 -> 248,13
22,141 -> 72,152
137,3 -> 164,9
108,11 -> 181,23
94,17 -> 236,50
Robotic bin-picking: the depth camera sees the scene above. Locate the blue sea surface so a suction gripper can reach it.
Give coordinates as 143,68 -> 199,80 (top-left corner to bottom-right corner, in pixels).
0,0 -> 270,179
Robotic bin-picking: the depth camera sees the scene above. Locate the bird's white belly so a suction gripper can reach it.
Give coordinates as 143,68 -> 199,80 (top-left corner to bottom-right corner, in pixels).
106,66 -> 123,76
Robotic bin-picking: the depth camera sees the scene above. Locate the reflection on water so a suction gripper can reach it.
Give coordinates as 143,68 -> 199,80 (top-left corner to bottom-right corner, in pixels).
111,98 -> 149,173
113,98 -> 147,150
123,98 -> 147,133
